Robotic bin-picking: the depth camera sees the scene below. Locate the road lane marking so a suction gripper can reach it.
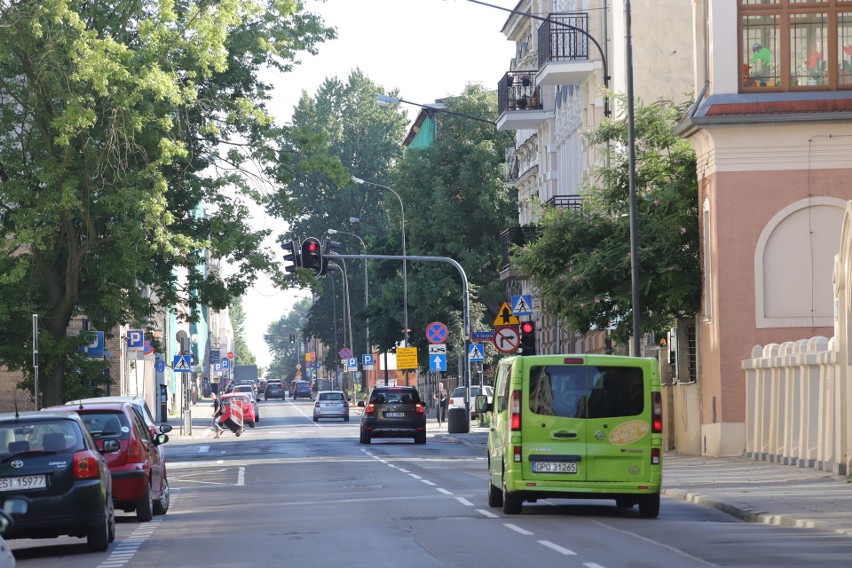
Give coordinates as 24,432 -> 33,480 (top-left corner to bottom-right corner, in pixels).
421,479 -> 436,486
397,468 -> 410,473
477,509 -> 499,518
408,473 -> 422,480
237,466 -> 245,486
199,445 -> 210,453
539,540 -> 577,555
504,523 -> 533,535
437,488 -> 453,495
583,564 -> 607,568
97,517 -> 166,568
455,497 -> 474,506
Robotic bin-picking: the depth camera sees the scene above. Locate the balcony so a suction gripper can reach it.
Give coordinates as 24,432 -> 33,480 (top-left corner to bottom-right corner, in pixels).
496,71 -> 553,131
546,195 -> 584,211
536,13 -> 602,87
499,225 -> 539,281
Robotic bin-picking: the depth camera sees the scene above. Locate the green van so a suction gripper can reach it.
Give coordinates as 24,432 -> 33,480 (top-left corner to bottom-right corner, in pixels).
477,354 -> 662,517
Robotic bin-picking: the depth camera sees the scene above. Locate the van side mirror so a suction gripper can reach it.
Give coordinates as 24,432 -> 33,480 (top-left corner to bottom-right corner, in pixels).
475,394 -> 491,414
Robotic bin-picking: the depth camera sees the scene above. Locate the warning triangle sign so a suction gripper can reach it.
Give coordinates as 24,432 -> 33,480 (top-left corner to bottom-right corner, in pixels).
492,301 -> 520,326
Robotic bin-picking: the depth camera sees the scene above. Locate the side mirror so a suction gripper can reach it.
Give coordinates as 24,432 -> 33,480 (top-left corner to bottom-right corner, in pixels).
159,424 -> 173,434
101,439 -> 120,453
475,394 -> 491,414
154,434 -> 169,446
357,401 -> 366,407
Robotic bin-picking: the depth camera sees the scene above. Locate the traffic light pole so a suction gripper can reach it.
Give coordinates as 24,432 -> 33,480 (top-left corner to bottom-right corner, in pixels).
332,253 -> 473,430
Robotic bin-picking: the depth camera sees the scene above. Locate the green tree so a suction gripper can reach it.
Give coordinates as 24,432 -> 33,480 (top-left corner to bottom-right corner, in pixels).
513,95 -> 700,344
264,297 -> 311,381
0,0 -> 334,404
230,297 -> 255,367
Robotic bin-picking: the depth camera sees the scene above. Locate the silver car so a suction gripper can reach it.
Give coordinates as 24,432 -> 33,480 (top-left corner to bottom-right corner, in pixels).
313,391 -> 350,422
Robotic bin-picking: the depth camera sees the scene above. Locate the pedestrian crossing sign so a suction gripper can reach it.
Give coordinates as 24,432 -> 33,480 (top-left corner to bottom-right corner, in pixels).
468,344 -> 484,361
511,295 -> 533,316
173,355 -> 192,373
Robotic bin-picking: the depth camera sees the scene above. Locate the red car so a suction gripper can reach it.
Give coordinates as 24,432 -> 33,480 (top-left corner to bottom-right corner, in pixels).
220,393 -> 257,428
43,401 -> 171,522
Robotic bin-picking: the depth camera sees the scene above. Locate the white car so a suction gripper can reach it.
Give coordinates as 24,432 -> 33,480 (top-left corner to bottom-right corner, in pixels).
448,385 -> 494,418
313,390 -> 350,422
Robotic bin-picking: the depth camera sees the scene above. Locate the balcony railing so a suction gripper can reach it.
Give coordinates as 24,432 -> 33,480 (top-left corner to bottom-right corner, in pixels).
536,13 -> 601,87
496,71 -> 551,130
546,195 -> 584,211
499,225 -> 539,273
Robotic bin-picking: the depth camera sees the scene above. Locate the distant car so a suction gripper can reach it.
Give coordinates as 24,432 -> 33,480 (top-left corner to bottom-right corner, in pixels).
0,411 -> 116,552
293,381 -> 312,400
313,391 -> 350,422
45,401 -> 172,521
264,380 -> 286,400
221,393 -> 257,428
449,385 -> 494,419
360,386 -> 426,445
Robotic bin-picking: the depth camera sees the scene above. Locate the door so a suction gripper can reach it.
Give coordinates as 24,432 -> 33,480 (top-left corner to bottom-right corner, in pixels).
489,361 -> 512,487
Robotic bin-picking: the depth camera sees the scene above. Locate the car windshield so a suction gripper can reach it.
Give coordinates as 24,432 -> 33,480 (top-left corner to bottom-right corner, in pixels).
78,411 -> 131,440
0,420 -> 83,457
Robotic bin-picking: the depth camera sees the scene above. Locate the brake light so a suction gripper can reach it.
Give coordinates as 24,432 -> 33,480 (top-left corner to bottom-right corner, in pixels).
365,404 -> 375,416
315,401 -> 320,408
415,403 -> 424,414
513,445 -> 522,463
651,448 -> 661,465
563,357 -> 584,364
127,439 -> 144,463
510,390 -> 521,431
73,450 -> 100,480
652,392 -> 663,433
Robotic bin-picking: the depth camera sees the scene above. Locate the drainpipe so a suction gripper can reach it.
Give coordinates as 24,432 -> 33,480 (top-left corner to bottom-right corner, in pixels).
688,0 -> 711,118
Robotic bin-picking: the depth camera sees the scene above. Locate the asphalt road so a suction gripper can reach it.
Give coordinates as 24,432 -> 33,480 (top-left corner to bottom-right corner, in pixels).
10,397 -> 852,568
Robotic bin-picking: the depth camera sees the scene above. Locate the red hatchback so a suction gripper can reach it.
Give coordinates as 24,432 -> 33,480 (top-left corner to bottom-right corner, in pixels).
43,401 -> 171,522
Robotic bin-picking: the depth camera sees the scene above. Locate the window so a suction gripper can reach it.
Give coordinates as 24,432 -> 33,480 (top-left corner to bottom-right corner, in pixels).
740,1 -> 852,91
528,365 -> 645,419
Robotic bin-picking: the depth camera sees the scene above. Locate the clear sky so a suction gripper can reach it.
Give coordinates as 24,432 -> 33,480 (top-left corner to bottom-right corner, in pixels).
242,0 -> 517,368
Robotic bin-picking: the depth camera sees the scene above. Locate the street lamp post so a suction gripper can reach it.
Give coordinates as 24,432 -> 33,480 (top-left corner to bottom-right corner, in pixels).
351,177 -> 409,351
466,0 -> 640,354
329,228 -> 370,396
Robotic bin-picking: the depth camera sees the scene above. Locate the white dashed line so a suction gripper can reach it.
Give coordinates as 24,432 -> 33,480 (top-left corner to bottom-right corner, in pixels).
237,466 -> 245,486
397,468 -> 410,473
97,516 -> 168,568
420,479 -> 436,486
583,564 -> 607,568
436,488 -> 453,495
408,473 -> 422,480
503,523 -> 533,535
538,540 -> 577,556
455,497 -> 474,506
476,508 -> 499,518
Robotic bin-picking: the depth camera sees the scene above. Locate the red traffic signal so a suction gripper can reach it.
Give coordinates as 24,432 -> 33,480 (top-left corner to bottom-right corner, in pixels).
519,321 -> 536,355
301,237 -> 323,275
520,321 -> 534,334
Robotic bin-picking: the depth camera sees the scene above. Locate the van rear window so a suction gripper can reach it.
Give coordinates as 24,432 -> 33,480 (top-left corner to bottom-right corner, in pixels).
528,365 -> 645,419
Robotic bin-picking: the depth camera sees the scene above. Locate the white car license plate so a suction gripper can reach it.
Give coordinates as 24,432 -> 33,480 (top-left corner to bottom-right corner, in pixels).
532,461 -> 578,474
386,412 -> 405,418
0,475 -> 47,491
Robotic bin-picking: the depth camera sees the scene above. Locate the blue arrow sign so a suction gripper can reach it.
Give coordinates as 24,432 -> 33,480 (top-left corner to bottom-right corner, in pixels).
430,354 -> 447,372
469,344 -> 484,361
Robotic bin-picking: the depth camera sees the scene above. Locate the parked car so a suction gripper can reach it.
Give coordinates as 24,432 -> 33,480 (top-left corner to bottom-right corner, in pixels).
45,401 -> 171,521
360,386 -> 426,445
229,388 -> 260,422
292,380 -> 312,400
313,391 -> 350,422
264,380 -> 286,400
0,411 -> 116,552
67,396 -> 170,440
220,393 -> 257,428
448,385 -> 494,419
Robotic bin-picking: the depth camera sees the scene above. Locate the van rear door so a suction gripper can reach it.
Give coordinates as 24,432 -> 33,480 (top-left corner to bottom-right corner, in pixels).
583,358 -> 653,483
524,359 -> 590,482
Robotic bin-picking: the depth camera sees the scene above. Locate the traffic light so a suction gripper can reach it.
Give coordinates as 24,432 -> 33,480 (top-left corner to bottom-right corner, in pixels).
289,333 -> 295,343
282,240 -> 300,274
519,321 -> 536,355
320,236 -> 341,276
300,237 -> 323,275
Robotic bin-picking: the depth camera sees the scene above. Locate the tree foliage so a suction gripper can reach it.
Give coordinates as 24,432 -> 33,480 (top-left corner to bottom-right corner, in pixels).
264,297 -> 310,381
513,95 -> 700,344
0,0 -> 334,404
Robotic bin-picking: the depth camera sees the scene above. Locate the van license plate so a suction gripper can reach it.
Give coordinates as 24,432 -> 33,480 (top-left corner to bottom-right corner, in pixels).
532,462 -> 577,474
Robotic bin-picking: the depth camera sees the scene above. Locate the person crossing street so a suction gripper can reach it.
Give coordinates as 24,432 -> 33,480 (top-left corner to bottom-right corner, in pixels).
211,392 -> 224,438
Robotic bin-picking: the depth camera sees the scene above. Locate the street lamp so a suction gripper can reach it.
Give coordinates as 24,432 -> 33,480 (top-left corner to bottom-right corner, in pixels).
377,94 -> 497,125
466,0 -> 640,355
350,176 -> 409,350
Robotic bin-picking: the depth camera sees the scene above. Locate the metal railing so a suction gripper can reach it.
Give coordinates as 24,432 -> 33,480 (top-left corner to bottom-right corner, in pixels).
497,71 -> 541,115
499,225 -> 539,271
538,12 -> 590,68
545,195 -> 584,211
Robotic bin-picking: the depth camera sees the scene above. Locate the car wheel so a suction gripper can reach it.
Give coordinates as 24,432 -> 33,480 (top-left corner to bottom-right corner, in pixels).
153,477 -> 170,516
107,498 -> 116,543
313,416 -> 318,422
360,431 -> 371,444
248,420 -> 255,428
415,432 -> 426,444
502,467 -> 522,515
487,463 -> 503,508
136,482 -> 154,522
638,493 -> 660,518
87,501 -> 111,552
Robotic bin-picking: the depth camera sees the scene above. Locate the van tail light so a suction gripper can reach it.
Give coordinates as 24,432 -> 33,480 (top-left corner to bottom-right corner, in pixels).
651,392 -> 663,433
315,401 -> 320,408
510,390 -> 521,431
651,448 -> 661,465
415,403 -> 424,414
73,450 -> 100,480
513,445 -> 522,463
365,404 -> 375,416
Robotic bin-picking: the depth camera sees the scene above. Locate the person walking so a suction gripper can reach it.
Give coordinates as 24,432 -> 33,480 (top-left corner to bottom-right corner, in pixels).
211,392 -> 224,438
434,382 -> 448,427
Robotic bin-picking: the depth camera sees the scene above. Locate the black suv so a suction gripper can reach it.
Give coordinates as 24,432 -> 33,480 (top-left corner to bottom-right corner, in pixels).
360,386 -> 427,445
264,380 -> 285,400
0,411 -> 116,552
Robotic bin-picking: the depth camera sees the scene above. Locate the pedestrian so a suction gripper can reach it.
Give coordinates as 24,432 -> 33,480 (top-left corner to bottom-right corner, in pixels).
211,392 -> 224,438
434,382 -> 448,427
